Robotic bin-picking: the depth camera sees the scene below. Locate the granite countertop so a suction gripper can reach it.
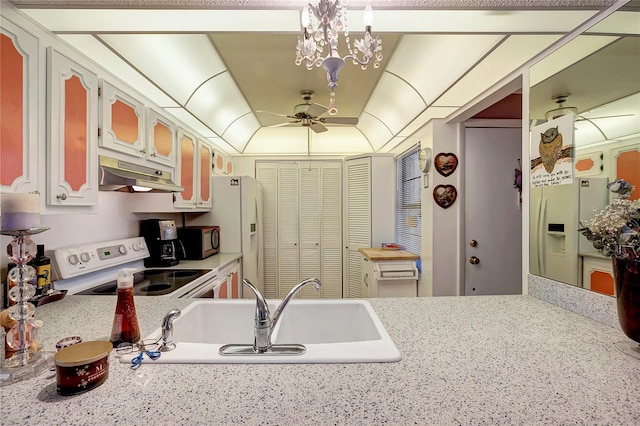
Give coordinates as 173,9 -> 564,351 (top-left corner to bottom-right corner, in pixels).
2,295 -> 639,425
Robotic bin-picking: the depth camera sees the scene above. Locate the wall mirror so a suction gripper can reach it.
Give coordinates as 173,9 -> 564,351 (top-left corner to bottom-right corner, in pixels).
528,2 -> 640,296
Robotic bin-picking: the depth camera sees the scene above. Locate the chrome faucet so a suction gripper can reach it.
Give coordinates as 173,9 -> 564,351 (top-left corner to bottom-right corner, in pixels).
241,278 -> 322,354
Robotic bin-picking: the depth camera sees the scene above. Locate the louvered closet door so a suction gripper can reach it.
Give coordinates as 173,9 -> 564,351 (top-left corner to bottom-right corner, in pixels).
345,157 -> 371,298
299,166 -> 321,298
320,163 -> 343,298
256,163 -> 278,298
277,163 -> 300,297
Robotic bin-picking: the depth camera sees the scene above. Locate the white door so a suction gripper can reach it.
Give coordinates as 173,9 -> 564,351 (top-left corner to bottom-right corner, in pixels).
277,163 -> 300,296
464,127 -> 522,295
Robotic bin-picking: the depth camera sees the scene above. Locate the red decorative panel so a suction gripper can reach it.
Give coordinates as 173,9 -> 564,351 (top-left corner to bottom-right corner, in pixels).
64,75 -> 87,191
218,281 -> 228,299
575,158 -> 594,172
226,159 -> 233,175
0,34 -> 24,186
111,100 -> 138,144
180,136 -> 194,201
590,270 -> 614,296
216,154 -> 224,170
200,145 -> 210,202
153,122 -> 172,157
617,150 -> 640,201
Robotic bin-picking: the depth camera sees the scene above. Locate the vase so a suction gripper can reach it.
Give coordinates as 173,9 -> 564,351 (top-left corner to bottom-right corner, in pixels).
612,257 -> 640,358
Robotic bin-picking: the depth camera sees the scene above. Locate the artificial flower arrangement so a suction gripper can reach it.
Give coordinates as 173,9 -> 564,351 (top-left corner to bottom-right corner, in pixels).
579,179 -> 640,260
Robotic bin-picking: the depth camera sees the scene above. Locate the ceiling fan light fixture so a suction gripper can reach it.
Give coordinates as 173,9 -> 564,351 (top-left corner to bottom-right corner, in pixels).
295,0 -> 382,90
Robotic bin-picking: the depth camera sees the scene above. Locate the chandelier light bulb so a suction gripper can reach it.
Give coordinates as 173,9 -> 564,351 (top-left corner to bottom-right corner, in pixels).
363,4 -> 374,28
301,5 -> 311,28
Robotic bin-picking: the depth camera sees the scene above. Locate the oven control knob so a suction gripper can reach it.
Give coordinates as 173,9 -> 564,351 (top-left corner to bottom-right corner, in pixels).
68,254 -> 79,265
132,242 -> 139,251
80,252 -> 90,263
139,241 -> 146,250
118,245 -> 127,255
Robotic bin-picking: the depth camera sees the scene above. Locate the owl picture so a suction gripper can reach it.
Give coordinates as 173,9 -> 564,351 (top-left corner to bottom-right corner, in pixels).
538,126 -> 563,173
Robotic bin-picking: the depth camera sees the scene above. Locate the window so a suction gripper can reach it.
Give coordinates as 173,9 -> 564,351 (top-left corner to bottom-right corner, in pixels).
395,147 -> 421,256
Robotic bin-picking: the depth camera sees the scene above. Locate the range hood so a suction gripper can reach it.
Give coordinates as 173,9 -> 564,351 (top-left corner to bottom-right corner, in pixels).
98,155 -> 184,193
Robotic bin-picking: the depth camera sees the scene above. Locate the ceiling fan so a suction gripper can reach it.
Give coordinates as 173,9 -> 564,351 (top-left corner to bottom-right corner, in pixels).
545,93 -> 634,121
257,90 -> 359,133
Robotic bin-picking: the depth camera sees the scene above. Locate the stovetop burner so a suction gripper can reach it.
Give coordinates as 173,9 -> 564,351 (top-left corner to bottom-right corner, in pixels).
76,269 -> 211,296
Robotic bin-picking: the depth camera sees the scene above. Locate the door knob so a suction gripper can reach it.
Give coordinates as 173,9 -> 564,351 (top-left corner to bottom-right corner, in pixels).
469,256 -> 480,265
469,240 -> 478,247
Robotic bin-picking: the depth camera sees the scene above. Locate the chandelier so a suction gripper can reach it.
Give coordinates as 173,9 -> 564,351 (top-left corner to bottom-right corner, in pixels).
295,0 -> 383,91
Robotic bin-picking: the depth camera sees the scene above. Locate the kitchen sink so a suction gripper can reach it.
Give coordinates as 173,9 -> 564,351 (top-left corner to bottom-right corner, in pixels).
127,299 -> 401,364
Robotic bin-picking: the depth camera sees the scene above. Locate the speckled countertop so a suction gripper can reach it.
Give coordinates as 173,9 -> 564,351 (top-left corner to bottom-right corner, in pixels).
1,295 -> 639,425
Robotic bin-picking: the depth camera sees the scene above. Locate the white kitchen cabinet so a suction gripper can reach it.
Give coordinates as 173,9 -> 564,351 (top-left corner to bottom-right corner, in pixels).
99,80 -> 145,159
582,255 -> 614,296
256,161 -> 342,299
46,47 -> 99,206
343,154 -> 395,298
145,107 -> 177,167
174,129 -> 212,209
0,18 -> 39,193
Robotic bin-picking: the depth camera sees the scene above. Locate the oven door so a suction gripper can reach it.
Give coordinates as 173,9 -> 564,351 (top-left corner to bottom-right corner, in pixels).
181,273 -> 227,298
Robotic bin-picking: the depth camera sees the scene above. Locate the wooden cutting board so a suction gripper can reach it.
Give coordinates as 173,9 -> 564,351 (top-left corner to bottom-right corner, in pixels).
358,248 -> 420,261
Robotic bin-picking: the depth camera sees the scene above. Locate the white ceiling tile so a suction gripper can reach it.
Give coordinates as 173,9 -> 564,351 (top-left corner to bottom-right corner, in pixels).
387,35 -> 504,106
433,35 -> 563,107
310,128 -> 373,155
186,73 -> 252,133
586,11 -> 640,35
530,35 -> 619,87
59,35 -> 179,108
163,107 -> 218,138
399,107 -> 459,137
357,113 -> 394,151
100,34 -> 227,105
244,128 -> 309,155
364,73 -> 426,134
22,9 -> 301,32
373,10 -> 599,33
223,114 -> 261,153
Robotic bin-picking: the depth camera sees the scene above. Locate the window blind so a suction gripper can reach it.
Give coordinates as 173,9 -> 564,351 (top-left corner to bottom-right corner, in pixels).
395,147 -> 421,256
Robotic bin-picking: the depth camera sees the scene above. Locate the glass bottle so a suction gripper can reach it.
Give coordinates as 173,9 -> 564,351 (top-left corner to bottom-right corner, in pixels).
33,245 -> 51,295
110,268 -> 140,347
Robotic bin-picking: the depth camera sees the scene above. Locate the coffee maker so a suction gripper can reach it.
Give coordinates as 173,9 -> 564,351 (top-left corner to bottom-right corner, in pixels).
140,219 -> 185,267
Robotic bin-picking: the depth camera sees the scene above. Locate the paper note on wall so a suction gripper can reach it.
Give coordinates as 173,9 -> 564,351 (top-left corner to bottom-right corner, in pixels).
530,114 -> 575,187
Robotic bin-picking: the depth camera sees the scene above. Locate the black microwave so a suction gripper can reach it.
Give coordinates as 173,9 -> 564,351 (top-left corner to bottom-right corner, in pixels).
178,226 -> 220,260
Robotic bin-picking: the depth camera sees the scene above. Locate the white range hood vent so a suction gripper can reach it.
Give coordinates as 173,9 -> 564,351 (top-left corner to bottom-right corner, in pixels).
98,155 -> 184,193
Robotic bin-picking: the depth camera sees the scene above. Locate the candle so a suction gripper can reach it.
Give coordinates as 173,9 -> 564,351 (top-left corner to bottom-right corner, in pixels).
1,193 -> 41,230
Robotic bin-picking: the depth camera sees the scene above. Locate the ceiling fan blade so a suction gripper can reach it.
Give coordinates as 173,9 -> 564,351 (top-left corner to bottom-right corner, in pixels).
310,122 -> 328,133
306,103 -> 328,118
578,113 -> 635,120
320,116 -> 359,125
267,120 -> 300,128
256,110 -> 294,119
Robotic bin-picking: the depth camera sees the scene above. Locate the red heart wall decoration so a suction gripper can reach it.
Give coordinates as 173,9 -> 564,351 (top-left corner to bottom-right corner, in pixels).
433,185 -> 457,209
434,153 -> 458,177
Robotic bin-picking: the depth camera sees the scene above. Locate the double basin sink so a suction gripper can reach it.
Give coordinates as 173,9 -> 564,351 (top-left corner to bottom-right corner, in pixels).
127,299 -> 401,364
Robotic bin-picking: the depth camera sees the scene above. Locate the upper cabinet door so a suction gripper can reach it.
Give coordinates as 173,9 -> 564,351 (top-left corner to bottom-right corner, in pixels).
146,108 -> 176,167
46,48 -> 99,206
99,80 -> 145,157
0,19 -> 39,193
174,128 -> 198,208
197,140 -> 212,208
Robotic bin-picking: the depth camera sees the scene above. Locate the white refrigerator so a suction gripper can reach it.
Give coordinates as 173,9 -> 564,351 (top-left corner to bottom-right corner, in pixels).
188,176 -> 262,296
529,177 -> 609,286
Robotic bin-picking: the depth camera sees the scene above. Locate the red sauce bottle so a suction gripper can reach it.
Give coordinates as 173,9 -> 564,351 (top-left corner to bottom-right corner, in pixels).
110,268 -> 140,347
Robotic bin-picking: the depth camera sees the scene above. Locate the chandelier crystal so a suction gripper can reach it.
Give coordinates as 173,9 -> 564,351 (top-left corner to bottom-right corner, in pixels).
295,0 -> 383,90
